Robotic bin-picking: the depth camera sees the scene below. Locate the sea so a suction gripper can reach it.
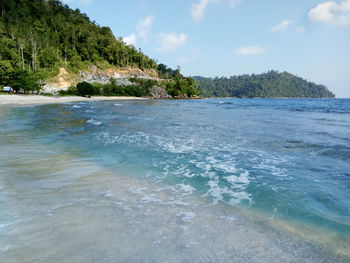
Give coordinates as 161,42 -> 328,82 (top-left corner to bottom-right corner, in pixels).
0,98 -> 349,262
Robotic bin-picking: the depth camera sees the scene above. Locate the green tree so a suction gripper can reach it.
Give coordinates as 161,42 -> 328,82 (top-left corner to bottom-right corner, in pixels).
38,47 -> 60,68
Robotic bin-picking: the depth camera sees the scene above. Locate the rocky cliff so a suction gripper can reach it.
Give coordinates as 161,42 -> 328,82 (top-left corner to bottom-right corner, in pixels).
42,66 -> 159,94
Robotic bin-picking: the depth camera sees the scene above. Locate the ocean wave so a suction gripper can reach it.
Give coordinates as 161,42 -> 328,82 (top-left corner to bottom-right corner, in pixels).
225,170 -> 250,189
87,119 -> 102,125
284,140 -> 350,161
175,183 -> 196,196
157,138 -> 196,154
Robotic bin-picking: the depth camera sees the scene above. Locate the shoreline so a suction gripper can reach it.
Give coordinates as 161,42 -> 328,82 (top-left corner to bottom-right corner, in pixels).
0,94 -> 147,106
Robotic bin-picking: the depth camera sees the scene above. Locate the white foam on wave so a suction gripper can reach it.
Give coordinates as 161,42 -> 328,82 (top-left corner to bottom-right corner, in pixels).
102,190 -> 114,197
205,155 -> 239,174
228,191 -> 252,206
172,164 -> 198,178
206,156 -> 217,164
96,132 -> 115,145
253,162 -> 288,178
138,194 -> 159,204
114,201 -> 132,211
96,131 -> 152,146
114,103 -> 122,106
87,119 -> 102,126
220,215 -> 237,222
225,170 -> 250,189
154,136 -> 199,154
161,141 -> 194,154
175,183 -> 196,196
205,178 -> 252,206
190,160 -> 216,178
72,105 -> 81,109
129,186 -> 147,195
214,162 -> 237,174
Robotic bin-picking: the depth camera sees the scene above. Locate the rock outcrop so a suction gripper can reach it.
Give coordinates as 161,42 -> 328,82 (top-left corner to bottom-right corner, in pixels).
149,86 -> 171,99
41,66 -> 159,94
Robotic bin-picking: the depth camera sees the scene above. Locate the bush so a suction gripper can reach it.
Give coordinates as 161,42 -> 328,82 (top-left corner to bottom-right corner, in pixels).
76,81 -> 101,96
59,86 -> 78,96
125,85 -> 142,97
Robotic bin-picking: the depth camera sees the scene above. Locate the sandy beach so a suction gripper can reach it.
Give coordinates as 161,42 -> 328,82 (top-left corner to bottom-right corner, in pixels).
0,95 -> 147,106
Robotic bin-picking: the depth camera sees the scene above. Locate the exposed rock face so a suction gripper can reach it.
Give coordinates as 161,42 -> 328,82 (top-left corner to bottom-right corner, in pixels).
78,70 -> 133,86
78,66 -> 157,84
41,66 -> 159,94
41,67 -> 74,94
149,86 -> 171,99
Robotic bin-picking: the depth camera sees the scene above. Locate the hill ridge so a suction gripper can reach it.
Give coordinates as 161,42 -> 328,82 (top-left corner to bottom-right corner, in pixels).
194,71 -> 335,98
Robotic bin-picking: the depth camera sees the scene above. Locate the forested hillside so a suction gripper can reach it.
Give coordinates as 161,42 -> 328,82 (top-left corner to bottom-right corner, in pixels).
0,0 -> 198,97
0,0 -> 157,73
194,71 -> 335,98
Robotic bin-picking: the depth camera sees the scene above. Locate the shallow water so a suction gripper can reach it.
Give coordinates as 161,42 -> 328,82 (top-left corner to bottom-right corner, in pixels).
0,99 -> 349,262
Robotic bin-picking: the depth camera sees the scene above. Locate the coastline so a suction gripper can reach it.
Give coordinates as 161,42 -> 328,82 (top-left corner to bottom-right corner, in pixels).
0,94 -> 147,106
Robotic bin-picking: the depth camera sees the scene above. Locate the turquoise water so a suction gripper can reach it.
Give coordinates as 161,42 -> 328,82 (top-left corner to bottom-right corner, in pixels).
0,98 -> 350,262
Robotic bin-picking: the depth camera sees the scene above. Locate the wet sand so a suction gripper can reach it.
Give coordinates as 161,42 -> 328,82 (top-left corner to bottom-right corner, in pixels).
0,95 -> 147,106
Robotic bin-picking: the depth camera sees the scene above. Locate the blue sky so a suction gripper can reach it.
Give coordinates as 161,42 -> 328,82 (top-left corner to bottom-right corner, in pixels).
62,0 -> 350,97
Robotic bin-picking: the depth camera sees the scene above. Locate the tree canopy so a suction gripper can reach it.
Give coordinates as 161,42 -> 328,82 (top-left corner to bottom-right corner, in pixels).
0,0 -> 157,75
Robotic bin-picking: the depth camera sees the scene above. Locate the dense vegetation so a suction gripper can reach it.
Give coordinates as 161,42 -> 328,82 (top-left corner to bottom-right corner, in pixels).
60,79 -> 145,97
0,0 -> 157,73
194,71 -> 335,98
158,66 -> 198,97
60,75 -> 199,98
0,0 -> 198,97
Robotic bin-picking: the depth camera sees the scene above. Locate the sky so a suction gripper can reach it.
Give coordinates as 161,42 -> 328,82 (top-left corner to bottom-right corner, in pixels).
62,0 -> 350,97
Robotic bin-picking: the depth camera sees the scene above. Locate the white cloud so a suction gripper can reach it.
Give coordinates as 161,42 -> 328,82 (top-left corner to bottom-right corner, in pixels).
137,15 -> 154,41
122,15 -> 154,47
191,0 -> 214,23
308,0 -> 350,26
234,46 -> 266,56
157,33 -> 187,52
270,20 -> 292,32
123,34 -> 137,46
62,0 -> 93,6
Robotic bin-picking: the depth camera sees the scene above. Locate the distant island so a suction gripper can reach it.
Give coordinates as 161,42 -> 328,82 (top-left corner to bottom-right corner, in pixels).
0,0 -> 334,99
194,71 -> 335,98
